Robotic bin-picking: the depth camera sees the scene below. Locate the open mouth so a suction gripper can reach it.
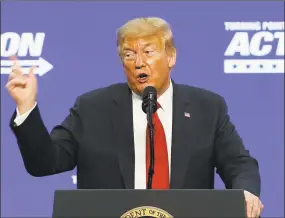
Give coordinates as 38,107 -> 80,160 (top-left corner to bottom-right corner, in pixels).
137,73 -> 149,83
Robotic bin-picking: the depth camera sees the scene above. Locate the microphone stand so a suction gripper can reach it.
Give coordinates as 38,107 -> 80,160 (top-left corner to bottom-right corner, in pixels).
147,100 -> 155,189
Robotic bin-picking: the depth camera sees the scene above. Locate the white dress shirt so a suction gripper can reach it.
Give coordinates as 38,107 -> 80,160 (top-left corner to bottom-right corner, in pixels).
14,82 -> 173,189
132,82 -> 173,189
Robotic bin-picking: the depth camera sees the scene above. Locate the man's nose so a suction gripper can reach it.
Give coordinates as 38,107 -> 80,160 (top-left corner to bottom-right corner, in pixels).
135,55 -> 145,69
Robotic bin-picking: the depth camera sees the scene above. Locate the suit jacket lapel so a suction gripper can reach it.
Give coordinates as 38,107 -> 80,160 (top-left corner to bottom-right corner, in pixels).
111,84 -> 135,189
170,83 -> 197,188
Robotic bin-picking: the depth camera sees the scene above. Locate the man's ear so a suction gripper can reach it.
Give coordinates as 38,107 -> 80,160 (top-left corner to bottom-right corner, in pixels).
168,50 -> 176,68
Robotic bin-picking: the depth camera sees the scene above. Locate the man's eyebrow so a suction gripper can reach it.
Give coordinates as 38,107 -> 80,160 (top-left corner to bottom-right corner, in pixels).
122,48 -> 134,52
143,43 -> 153,47
121,42 -> 157,52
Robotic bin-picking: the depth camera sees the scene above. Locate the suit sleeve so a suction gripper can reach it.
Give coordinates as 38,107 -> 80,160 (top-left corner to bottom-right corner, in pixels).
14,102 -> 37,126
214,96 -> 261,197
10,97 -> 82,177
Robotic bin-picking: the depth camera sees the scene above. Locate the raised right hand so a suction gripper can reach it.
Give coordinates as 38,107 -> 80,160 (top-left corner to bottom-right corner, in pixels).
5,56 -> 38,115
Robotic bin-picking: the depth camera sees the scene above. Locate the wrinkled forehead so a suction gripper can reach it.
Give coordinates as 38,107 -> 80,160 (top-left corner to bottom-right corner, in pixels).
121,35 -> 165,51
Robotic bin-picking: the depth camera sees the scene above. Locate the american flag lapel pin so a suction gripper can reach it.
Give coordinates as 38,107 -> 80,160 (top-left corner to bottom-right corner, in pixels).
184,112 -> 190,118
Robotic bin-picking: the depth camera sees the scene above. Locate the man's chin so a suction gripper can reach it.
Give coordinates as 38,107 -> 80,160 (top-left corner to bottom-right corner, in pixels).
140,82 -> 156,89
128,82 -> 156,96
138,82 -> 157,94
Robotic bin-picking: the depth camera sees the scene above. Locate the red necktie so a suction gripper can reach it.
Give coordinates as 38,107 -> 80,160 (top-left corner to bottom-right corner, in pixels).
146,103 -> 170,189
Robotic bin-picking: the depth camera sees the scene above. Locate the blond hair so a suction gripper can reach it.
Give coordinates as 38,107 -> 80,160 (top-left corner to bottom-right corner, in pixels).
116,17 -> 176,56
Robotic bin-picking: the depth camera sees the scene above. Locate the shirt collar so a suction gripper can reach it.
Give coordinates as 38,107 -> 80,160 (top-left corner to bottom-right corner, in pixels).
157,80 -> 173,111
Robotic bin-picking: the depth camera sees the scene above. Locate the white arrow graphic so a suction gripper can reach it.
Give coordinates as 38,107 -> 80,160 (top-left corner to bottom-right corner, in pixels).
0,57 -> 53,76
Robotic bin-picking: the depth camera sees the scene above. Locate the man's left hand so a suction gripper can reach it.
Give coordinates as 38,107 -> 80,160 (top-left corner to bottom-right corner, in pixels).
244,190 -> 264,218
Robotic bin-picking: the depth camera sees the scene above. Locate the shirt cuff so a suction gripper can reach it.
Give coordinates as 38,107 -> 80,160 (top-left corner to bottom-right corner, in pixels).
14,102 -> 37,126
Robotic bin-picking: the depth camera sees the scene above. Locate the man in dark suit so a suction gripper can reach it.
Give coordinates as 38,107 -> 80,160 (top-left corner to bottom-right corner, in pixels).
6,17 -> 263,217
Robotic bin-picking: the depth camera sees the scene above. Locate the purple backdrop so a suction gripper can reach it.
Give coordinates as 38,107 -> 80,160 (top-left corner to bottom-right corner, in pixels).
1,1 -> 284,217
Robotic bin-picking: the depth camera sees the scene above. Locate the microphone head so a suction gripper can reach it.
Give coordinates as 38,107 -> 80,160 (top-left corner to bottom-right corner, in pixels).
142,86 -> 158,114
142,86 -> 157,99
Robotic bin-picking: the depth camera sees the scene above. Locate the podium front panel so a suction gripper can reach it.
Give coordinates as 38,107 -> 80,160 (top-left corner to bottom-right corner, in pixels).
52,189 -> 246,218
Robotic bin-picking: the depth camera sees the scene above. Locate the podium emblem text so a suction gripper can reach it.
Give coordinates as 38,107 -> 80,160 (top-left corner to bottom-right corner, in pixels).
120,206 -> 173,218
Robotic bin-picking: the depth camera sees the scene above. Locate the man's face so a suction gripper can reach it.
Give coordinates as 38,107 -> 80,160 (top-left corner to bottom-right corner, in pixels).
120,35 -> 176,97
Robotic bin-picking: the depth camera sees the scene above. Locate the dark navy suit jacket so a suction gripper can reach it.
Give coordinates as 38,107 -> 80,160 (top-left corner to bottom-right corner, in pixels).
10,81 -> 261,197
